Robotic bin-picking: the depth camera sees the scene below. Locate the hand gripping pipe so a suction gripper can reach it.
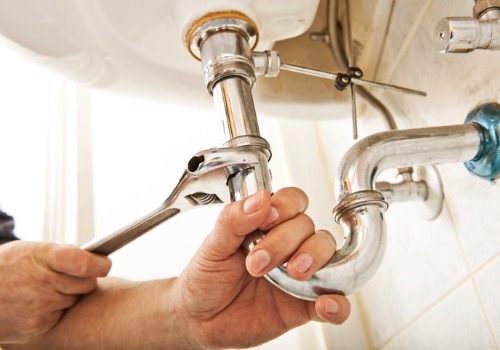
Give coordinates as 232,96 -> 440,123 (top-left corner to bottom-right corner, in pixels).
85,13 -> 500,300
188,16 -> 500,299
265,102 -> 500,299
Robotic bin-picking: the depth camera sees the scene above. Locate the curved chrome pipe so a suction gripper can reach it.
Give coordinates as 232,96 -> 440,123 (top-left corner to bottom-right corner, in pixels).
265,201 -> 388,299
336,124 -> 482,197
264,123 -> 483,299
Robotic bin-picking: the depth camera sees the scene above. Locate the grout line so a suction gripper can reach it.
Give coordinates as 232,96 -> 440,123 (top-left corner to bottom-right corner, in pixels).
377,275 -> 472,349
445,196 -> 474,275
377,198 -> 478,349
378,221 -> 500,349
472,253 -> 500,349
445,182 -> 499,348
472,276 -> 500,349
473,252 -> 500,276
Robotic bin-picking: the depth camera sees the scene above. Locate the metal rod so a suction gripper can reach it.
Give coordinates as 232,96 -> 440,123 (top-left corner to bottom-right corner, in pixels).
344,0 -> 355,67
280,63 -> 427,96
344,0 -> 359,139
281,63 -> 338,79
350,85 -> 358,139
327,0 -> 399,130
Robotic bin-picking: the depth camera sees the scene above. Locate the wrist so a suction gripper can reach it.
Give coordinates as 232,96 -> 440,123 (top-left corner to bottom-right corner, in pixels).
160,277 -> 208,349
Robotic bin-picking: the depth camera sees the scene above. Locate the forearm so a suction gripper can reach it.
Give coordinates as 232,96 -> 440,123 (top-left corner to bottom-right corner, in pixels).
2,277 -> 198,350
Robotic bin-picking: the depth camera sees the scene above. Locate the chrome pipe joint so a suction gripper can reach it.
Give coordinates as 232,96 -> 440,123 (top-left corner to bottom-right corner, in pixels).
188,16 -> 272,197
264,102 -> 500,299
83,16 -> 273,257
188,18 -> 257,95
435,0 -> 500,52
376,167 -> 430,205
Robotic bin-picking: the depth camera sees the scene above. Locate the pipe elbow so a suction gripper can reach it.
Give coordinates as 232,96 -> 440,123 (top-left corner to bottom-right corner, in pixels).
264,192 -> 388,299
264,120 -> 485,300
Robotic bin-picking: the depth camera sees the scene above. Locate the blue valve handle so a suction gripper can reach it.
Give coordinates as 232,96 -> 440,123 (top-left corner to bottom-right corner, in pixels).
464,102 -> 500,182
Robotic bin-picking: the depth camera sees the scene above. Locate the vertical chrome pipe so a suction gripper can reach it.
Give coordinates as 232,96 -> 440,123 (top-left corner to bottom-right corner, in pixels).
212,78 -> 260,140
193,18 -> 272,200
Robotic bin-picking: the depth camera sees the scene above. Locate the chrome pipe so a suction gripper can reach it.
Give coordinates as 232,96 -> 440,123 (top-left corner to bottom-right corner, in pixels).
265,202 -> 388,298
336,124 -> 482,197
191,16 -> 485,300
376,180 -> 429,204
435,18 -> 500,53
263,123 -> 484,299
212,78 -> 261,141
195,17 -> 272,194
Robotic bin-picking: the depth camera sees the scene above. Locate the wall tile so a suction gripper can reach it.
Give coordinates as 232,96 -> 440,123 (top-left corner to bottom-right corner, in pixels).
438,163 -> 500,270
357,200 -> 469,347
382,282 -> 496,350
380,0 -> 500,128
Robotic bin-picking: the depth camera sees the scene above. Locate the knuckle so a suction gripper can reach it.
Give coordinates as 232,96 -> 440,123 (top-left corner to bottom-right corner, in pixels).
74,254 -> 91,276
296,213 -> 315,231
275,187 -> 309,212
317,230 -> 337,250
38,270 -> 53,285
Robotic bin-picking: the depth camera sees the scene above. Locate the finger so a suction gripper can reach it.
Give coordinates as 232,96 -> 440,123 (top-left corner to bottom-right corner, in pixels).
54,275 -> 99,295
203,190 -> 272,259
287,230 -> 337,280
260,187 -> 309,231
39,244 -> 112,278
312,294 -> 351,324
246,213 -> 315,276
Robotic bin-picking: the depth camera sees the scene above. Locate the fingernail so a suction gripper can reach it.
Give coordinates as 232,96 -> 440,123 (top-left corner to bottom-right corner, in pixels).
248,249 -> 271,273
291,253 -> 313,273
260,206 -> 280,230
243,191 -> 264,214
326,298 -> 339,314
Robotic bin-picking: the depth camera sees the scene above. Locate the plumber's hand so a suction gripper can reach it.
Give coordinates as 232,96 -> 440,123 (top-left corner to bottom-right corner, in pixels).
175,188 -> 351,349
0,241 -> 112,344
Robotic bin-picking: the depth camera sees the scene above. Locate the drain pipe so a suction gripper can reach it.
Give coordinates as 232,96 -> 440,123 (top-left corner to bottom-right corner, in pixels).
266,102 -> 500,299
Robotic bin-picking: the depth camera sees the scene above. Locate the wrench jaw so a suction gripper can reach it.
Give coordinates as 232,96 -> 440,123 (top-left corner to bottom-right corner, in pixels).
83,145 -> 271,256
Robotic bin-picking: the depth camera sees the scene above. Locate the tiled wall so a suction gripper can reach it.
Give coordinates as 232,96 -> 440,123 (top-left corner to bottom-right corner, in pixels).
317,0 -> 500,348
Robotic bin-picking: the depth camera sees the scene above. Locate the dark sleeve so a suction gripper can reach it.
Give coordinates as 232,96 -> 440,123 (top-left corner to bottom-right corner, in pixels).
0,209 -> 18,245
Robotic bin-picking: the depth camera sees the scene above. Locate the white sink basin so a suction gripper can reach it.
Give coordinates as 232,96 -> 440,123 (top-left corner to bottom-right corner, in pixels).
0,0 -> 392,120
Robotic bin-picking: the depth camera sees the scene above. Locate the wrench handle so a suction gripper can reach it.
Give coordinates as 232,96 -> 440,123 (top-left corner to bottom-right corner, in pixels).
82,206 -> 180,255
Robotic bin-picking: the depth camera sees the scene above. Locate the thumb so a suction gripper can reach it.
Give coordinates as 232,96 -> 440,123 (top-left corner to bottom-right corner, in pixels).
202,190 -> 272,260
40,243 -> 112,278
